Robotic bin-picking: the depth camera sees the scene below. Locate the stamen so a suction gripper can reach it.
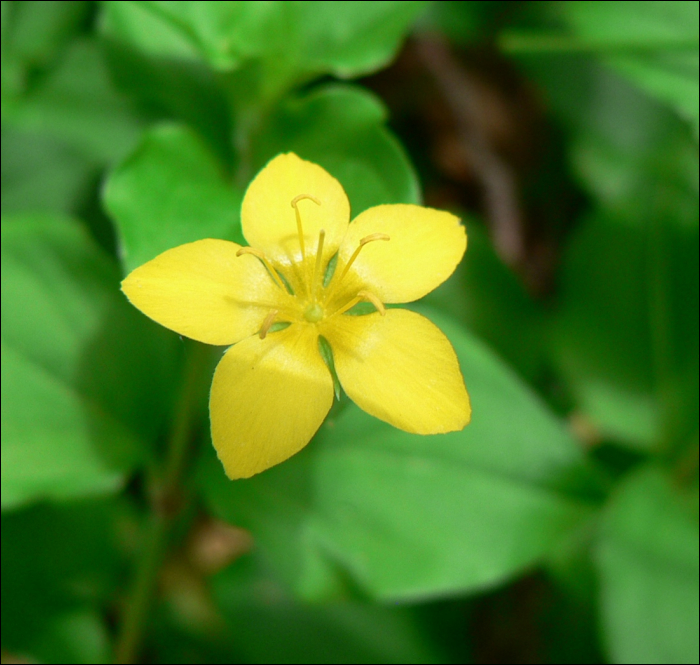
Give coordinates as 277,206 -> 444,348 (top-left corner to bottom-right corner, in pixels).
330,290 -> 386,317
338,233 -> 390,282
357,290 -> 386,316
331,295 -> 361,317
291,194 -> 321,261
259,309 -> 279,339
312,229 -> 326,297
236,247 -> 286,291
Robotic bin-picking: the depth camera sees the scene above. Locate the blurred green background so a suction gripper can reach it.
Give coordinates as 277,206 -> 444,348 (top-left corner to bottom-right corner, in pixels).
2,2 -> 698,663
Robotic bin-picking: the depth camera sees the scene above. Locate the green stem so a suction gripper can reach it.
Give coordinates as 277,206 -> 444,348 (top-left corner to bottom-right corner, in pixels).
113,512 -> 168,665
114,342 -> 210,664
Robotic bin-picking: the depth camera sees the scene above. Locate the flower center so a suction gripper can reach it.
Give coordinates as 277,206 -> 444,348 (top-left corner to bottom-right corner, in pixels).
304,303 -> 324,323
238,194 -> 391,338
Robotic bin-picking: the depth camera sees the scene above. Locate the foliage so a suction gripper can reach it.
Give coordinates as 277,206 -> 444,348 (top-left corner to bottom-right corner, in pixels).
2,1 -> 697,663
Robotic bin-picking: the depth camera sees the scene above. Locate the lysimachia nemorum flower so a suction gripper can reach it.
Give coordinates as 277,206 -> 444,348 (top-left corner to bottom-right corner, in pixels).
122,153 -> 471,478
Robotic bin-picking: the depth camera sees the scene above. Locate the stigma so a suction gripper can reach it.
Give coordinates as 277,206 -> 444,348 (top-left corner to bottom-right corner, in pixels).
304,303 -> 324,323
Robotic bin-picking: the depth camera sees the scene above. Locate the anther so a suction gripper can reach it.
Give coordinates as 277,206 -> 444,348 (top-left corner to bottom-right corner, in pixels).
357,290 -> 386,316
236,247 -> 262,258
259,310 -> 278,339
330,289 -> 386,317
236,247 -> 286,291
291,194 -> 322,261
291,194 -> 321,208
338,233 -> 390,282
360,233 -> 391,246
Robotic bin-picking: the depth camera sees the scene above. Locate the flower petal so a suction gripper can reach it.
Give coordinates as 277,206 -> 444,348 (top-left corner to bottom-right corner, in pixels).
324,309 -> 471,433
242,153 -> 350,266
121,239 -> 290,346
210,324 -> 334,478
337,204 -> 466,303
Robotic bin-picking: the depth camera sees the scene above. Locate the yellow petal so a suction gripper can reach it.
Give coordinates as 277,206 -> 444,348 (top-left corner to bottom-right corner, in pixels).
210,323 -> 334,478
121,239 -> 290,346
336,204 -> 466,303
324,309 -> 471,434
241,153 -> 350,267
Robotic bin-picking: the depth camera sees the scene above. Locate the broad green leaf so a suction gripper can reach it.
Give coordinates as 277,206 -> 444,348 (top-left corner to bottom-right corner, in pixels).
3,38 -> 143,163
201,310 -> 600,601
209,557 -> 444,664
550,214 -> 659,449
521,58 -> 699,451
595,465 -> 699,664
28,609 -> 112,665
252,84 -> 420,216
1,213 -> 179,509
1,1 -> 10,41
515,49 -> 698,220
104,123 -> 243,272
101,1 -> 427,77
0,2 -> 20,110
2,37 -> 143,222
1,1 -> 90,117
1,127 -> 94,214
563,1 -> 700,136
550,210 -> 699,452
571,74 -> 699,226
279,1 -> 429,78
424,222 -> 546,382
1,498 -> 125,663
102,37 -> 232,158
2,1 -> 89,67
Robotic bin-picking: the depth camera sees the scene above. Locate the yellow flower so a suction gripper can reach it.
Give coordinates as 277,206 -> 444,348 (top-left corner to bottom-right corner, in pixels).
122,153 -> 471,478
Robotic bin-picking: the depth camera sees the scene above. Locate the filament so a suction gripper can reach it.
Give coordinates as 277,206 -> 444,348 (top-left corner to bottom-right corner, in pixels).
338,233 -> 390,283
312,229 -> 326,298
330,289 -> 386,318
236,247 -> 286,291
291,194 -> 321,261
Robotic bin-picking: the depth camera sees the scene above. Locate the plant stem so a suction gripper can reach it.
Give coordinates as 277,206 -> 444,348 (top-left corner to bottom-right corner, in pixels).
113,511 -> 168,664
114,342 -> 210,664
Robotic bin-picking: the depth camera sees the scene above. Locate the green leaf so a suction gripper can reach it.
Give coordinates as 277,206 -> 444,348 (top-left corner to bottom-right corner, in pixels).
1,127 -> 94,214
550,208 -> 699,452
1,2 -> 91,118
1,213 -> 179,509
28,609 -> 112,665
2,498 -> 125,663
101,1 -> 427,77
523,59 -> 699,451
563,1 -> 700,136
104,123 -> 243,272
101,28 -> 233,155
550,214 -> 659,449
3,38 -> 143,163
279,1 -> 429,78
595,465 -> 699,664
201,309 -> 600,601
2,0 -> 89,68
423,222 -> 546,382
252,84 -> 420,216
513,39 -> 698,216
210,557 -> 444,664
1,1 -> 10,42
